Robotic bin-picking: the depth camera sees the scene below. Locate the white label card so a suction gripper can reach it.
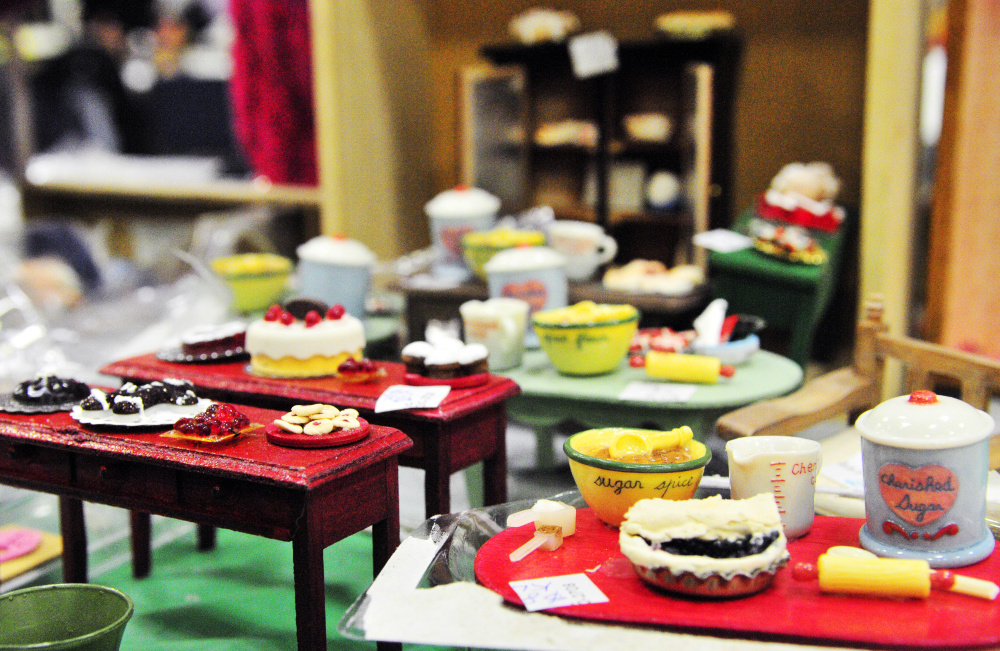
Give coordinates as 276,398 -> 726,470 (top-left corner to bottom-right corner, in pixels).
374,385 -> 450,413
618,381 -> 697,404
509,573 -> 609,612
568,31 -> 619,78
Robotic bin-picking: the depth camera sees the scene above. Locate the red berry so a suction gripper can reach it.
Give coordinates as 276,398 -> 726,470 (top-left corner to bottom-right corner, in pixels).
304,311 -> 322,327
629,354 -> 646,368
326,304 -> 345,320
264,304 -> 283,321
279,311 -> 295,325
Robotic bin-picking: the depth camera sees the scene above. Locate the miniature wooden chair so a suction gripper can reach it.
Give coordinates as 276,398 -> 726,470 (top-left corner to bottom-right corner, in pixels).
716,295 -> 1000,515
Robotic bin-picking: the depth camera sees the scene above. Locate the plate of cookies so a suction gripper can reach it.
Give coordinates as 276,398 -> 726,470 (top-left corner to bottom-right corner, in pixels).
264,403 -> 370,448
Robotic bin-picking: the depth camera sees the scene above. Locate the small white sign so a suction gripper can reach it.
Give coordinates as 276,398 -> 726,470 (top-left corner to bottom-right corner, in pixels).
509,573 -> 609,612
619,381 -> 697,404
374,385 -> 450,413
568,31 -> 619,78
693,228 -> 754,253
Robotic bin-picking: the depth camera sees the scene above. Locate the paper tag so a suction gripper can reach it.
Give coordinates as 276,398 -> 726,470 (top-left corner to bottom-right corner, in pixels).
820,452 -> 865,492
374,385 -> 450,413
693,228 -> 754,253
509,573 -> 609,612
618,381 -> 697,403
568,31 -> 619,78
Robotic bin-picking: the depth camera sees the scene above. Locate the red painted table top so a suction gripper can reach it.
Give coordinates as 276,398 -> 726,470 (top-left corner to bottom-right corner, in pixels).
0,405 -> 412,488
475,508 -> 1000,648
100,354 -> 520,422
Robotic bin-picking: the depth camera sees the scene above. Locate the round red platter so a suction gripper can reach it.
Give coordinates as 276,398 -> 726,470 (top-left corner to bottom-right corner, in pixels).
265,419 -> 370,448
403,373 -> 489,389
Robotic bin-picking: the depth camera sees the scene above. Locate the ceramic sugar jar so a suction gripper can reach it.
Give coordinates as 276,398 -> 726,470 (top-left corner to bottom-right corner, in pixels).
856,390 -> 996,567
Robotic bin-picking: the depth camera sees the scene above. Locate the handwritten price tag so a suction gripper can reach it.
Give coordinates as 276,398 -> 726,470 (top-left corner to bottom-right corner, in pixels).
509,573 -> 609,612
374,385 -> 450,413
618,381 -> 697,404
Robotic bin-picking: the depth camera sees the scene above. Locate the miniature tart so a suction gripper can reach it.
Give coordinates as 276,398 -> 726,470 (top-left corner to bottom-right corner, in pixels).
167,403 -> 250,442
336,358 -> 386,383
79,379 -> 200,415
271,403 -> 362,436
620,494 -> 789,596
12,375 -> 90,405
401,337 -> 489,378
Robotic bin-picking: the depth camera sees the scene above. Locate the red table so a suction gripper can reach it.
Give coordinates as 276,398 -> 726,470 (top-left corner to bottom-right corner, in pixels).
101,355 -> 521,518
0,406 -> 411,651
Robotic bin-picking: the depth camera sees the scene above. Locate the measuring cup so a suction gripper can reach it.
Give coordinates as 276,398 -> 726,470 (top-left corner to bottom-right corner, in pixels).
726,436 -> 822,539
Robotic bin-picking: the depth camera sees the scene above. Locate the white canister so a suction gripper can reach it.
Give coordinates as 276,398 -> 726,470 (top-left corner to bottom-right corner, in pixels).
424,186 -> 501,281
856,390 -> 996,568
296,235 -> 376,318
545,220 -> 618,282
459,298 -> 530,371
484,246 -> 567,347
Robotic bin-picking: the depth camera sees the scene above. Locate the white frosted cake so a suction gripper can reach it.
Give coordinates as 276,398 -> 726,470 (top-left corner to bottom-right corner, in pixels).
245,301 -> 365,378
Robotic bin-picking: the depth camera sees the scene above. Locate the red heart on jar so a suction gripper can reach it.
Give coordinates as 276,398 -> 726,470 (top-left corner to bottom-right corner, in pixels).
501,280 -> 548,311
877,463 -> 958,527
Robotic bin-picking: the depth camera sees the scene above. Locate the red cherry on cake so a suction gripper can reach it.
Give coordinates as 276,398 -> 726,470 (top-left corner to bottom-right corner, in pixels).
304,311 -> 322,327
264,304 -> 283,321
326,304 -> 346,320
279,311 -> 295,325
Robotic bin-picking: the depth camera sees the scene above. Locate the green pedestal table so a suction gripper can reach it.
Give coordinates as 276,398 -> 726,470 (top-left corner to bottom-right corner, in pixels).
501,349 -> 803,471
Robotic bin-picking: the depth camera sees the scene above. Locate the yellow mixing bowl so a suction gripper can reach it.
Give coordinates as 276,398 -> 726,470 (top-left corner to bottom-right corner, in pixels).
211,253 -> 293,314
564,427 -> 710,526
462,228 -> 546,280
531,301 -> 639,375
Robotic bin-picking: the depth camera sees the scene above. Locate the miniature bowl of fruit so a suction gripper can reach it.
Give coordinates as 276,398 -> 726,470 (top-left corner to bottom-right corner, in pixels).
462,228 -> 546,281
531,301 -> 639,375
211,253 -> 293,314
564,427 -> 711,526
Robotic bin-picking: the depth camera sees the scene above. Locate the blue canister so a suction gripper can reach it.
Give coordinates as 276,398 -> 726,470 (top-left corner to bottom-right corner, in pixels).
484,246 -> 567,348
857,390 -> 996,568
296,235 -> 376,319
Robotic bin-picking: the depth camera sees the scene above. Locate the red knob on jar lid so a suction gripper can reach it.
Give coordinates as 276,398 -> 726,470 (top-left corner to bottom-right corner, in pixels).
908,390 -> 938,404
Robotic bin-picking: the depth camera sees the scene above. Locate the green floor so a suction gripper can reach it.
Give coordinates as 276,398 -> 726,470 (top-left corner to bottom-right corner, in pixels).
90,527 -> 440,651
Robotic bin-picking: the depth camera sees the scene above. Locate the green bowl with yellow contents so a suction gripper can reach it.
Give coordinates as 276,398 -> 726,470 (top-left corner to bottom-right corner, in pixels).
565,427 -> 710,526
462,228 -> 546,281
532,301 -> 639,375
211,253 -> 293,314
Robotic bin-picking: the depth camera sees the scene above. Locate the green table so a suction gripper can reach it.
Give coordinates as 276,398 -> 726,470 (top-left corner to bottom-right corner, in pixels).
501,349 -> 803,469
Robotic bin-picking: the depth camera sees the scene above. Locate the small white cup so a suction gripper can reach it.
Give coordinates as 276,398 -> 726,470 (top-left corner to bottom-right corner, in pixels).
726,436 -> 823,539
459,298 -> 530,371
545,220 -> 617,281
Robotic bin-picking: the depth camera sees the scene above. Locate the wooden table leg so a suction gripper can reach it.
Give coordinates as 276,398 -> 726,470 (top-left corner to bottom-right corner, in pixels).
197,524 -> 217,551
423,435 -> 451,519
292,518 -> 327,651
482,413 -> 508,507
373,460 -> 402,651
129,510 -> 151,578
58,496 -> 87,582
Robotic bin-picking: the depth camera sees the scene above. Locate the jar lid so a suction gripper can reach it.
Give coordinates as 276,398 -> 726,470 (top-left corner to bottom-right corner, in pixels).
296,235 -> 376,266
424,185 -> 501,219
484,245 -> 567,273
856,390 -> 996,449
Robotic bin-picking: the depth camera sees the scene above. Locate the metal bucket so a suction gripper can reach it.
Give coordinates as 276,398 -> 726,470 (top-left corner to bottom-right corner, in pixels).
0,584 -> 133,651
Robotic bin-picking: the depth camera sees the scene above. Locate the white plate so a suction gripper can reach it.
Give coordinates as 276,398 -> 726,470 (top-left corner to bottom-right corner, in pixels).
70,399 -> 213,428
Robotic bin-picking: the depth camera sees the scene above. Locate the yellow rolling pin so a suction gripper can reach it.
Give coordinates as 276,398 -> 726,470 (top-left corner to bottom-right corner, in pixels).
792,552 -> 1000,600
644,351 -> 735,384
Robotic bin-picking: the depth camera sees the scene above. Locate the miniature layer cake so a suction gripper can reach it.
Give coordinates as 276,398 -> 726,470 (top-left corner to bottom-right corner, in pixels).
179,321 -> 246,357
245,302 -> 365,378
619,494 -> 789,597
